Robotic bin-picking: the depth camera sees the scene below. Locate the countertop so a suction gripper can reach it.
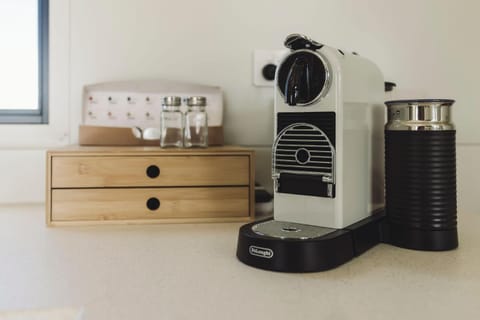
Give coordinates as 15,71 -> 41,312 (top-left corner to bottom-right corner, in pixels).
0,205 -> 478,320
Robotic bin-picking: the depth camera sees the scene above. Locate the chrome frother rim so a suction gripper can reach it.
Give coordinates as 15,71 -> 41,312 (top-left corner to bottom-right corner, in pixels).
385,99 -> 455,131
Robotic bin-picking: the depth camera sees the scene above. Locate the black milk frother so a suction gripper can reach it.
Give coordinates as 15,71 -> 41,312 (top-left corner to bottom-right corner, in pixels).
385,99 -> 458,251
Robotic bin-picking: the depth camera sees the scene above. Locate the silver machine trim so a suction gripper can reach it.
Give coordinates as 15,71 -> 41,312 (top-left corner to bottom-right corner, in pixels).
276,49 -> 332,107
272,123 -> 336,193
252,220 -> 336,239
385,99 -> 455,131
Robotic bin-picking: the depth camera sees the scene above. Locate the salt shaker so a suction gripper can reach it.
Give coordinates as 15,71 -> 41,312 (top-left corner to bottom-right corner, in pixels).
184,96 -> 208,148
160,96 -> 183,148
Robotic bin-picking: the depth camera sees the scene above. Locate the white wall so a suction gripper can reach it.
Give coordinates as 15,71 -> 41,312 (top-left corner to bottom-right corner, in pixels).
0,0 -> 479,214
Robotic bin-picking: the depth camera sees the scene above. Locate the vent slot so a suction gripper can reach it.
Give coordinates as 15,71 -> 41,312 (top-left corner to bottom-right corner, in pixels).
277,112 -> 335,146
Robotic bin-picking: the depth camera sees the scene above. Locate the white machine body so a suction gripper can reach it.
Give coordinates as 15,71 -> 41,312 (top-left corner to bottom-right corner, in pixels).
272,37 -> 385,229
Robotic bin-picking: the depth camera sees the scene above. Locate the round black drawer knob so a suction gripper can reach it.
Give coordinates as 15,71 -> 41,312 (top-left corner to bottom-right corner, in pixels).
146,197 -> 160,211
146,165 -> 160,178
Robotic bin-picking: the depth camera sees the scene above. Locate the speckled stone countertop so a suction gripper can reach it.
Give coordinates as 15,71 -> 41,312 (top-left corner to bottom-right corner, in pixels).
0,205 -> 478,320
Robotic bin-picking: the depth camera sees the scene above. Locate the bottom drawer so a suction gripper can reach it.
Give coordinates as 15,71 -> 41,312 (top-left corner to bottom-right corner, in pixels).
51,187 -> 249,222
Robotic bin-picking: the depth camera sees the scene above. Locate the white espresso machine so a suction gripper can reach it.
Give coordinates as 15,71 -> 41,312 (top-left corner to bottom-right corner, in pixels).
237,34 -> 387,272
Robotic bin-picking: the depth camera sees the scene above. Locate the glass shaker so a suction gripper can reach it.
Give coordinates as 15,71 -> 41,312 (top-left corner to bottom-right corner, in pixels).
160,96 -> 183,148
184,96 -> 208,148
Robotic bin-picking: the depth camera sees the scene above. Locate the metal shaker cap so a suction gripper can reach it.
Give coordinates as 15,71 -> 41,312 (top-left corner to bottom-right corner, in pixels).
385,99 -> 455,131
163,96 -> 181,106
187,96 -> 207,107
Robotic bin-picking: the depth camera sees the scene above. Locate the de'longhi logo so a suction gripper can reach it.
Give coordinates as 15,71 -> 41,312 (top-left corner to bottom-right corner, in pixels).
249,246 -> 274,259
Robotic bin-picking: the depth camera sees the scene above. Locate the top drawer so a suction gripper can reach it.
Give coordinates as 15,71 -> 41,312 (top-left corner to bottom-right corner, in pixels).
51,155 -> 250,188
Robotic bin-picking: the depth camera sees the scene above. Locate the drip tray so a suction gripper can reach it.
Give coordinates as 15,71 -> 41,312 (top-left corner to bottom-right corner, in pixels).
236,211 -> 386,272
252,220 -> 335,239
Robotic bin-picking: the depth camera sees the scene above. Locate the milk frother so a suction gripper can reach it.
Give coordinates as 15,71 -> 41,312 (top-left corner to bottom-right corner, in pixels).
384,99 -> 458,251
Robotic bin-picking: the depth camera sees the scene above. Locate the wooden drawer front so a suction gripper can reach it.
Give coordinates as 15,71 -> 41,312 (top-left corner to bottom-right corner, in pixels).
52,156 -> 249,188
51,187 -> 249,221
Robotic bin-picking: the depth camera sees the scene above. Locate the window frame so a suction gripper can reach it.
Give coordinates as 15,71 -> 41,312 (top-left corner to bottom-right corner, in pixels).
0,0 -> 49,124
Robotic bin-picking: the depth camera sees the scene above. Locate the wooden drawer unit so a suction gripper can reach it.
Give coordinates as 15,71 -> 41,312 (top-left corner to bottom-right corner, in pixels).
46,146 -> 255,226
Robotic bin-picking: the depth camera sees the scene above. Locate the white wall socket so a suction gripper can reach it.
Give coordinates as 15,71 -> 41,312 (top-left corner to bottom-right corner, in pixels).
253,49 -> 289,87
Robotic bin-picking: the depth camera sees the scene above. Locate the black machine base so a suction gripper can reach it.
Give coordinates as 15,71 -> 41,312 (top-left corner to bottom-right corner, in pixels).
236,212 -> 386,273
237,209 -> 459,272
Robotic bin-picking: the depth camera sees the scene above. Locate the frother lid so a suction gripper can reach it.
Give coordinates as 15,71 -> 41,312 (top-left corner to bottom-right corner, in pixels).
385,99 -> 455,131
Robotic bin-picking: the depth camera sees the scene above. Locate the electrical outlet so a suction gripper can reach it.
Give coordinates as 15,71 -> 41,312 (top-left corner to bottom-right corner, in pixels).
253,49 -> 289,87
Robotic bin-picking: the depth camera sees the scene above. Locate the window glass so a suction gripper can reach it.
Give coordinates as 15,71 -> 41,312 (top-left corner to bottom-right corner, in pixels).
0,0 -> 39,110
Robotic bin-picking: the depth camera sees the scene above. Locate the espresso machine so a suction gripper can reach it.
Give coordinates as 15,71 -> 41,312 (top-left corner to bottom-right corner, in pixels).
237,34 -> 387,272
